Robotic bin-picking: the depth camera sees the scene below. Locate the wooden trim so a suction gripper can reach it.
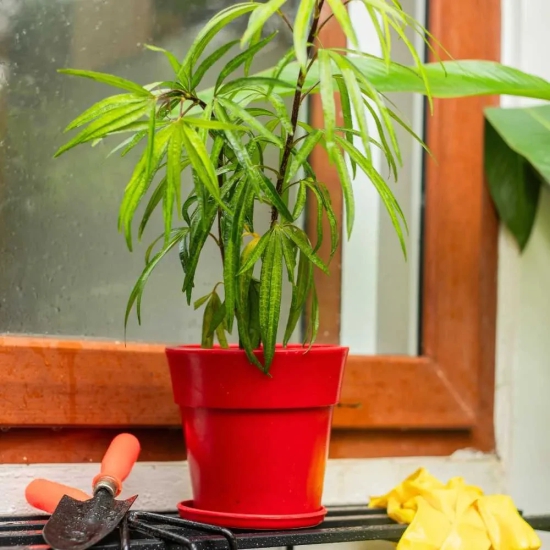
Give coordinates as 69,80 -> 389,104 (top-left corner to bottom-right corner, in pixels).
0,0 -> 500,461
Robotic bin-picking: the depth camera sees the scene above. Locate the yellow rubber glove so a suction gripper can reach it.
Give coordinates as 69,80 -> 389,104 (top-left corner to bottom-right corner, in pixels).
369,468 -> 541,550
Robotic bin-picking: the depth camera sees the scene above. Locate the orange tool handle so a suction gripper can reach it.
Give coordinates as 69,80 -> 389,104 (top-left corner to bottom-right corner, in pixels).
25,479 -> 90,514
92,433 -> 141,496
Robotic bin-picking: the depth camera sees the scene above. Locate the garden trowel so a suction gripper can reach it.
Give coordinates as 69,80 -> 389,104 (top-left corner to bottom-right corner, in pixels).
25,433 -> 140,550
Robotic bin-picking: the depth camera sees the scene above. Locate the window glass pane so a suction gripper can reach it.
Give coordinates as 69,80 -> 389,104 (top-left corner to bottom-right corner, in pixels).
0,0 -> 295,343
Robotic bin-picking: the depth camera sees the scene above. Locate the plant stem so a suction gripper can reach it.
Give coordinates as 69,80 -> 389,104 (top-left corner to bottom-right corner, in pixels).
272,0 -> 325,226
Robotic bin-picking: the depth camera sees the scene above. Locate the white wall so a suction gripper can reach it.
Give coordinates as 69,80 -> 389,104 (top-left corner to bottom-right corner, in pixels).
3,3 -> 550,546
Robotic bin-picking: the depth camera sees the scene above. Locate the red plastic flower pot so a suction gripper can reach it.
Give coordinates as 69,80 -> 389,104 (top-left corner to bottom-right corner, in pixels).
165,344 -> 348,530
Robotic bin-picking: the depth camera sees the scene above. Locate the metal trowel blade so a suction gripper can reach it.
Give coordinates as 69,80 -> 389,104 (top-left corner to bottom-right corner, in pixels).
43,493 -> 137,550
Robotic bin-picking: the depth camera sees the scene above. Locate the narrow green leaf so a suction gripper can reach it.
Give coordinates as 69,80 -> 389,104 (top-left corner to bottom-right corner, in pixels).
108,130 -> 146,158
293,0 -> 316,69
281,234 -> 297,283
144,103 -> 157,187
318,50 -> 336,146
216,321 -> 229,348
335,76 -> 357,177
285,130 -> 323,184
191,40 -> 239,90
330,144 -> 355,239
125,228 -> 188,332
218,76 -> 294,96
329,52 -> 372,160
64,94 -> 144,132
283,251 -> 312,345
138,177 -> 166,239
337,136 -> 407,256
216,32 -> 277,91
194,292 -> 212,310
241,0 -> 287,47
119,126 -> 173,250
264,93 -> 293,134
238,230 -> 271,274
55,101 -> 150,157
179,3 -> 259,84
292,180 -> 308,221
259,173 -> 293,221
181,117 -> 245,132
218,97 -> 283,146
181,123 -> 225,210
259,228 -> 284,371
201,294 -> 216,348
283,224 -> 329,274
58,68 -> 151,96
309,180 -> 339,257
326,0 -> 358,49
304,283 -> 320,349
164,123 -> 184,242
224,179 -> 250,332
145,44 -> 181,75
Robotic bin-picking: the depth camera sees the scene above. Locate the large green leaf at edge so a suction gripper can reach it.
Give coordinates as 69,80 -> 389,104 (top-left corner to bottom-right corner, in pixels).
198,59 -> 550,104
484,104 -> 550,250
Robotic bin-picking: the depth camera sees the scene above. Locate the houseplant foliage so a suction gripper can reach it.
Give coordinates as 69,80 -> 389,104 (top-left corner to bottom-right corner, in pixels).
54,0 -> 550,373
485,104 -> 550,251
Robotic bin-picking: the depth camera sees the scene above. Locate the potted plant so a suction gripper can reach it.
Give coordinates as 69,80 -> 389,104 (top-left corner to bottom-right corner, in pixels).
55,0 -> 550,530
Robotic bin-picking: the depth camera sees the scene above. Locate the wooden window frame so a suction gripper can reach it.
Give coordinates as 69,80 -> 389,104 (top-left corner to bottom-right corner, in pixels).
0,0 -> 500,462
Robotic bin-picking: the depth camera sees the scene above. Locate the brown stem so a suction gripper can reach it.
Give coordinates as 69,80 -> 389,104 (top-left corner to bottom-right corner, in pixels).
277,10 -> 294,33
271,0 -> 325,226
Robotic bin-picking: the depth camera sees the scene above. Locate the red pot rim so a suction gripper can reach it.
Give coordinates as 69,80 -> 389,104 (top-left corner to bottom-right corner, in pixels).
166,343 -> 349,355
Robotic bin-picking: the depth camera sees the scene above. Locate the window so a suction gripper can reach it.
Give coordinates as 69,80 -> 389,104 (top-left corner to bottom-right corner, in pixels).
0,0 -> 498,462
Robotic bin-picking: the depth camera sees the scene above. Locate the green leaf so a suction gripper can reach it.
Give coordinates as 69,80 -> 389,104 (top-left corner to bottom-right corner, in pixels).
282,224 -> 329,274
138,177 -> 166,239
238,230 -> 271,274
144,103 -> 157,188
58,68 -> 151,96
293,0 -> 316,69
164,123 -> 185,242
224,179 -> 251,332
194,292 -> 212,310
335,76 -> 357,177
285,130 -> 323,184
191,40 -> 239,90
283,250 -> 312,345
144,44 -> 181,75
181,117 -> 245,132
326,0 -> 358,49
259,227 -> 284,371
281,234 -> 297,283
329,53 -> 372,161
216,321 -> 229,348
337,136 -> 407,256
201,294 -> 216,348
108,130 -> 146,158
318,50 -> 336,146
264,93 -> 293,134
259,173 -> 293,221
304,282 -> 320,348
484,105 -> 549,250
217,97 -> 283,146
241,0 -> 287,48
125,228 -> 188,332
119,125 -> 173,250
218,76 -> 294,96
330,144 -> 355,239
63,94 -> 144,132
180,123 -> 225,210
179,3 -> 259,84
55,101 -> 150,157
216,32 -> 277,91
292,180 -> 308,220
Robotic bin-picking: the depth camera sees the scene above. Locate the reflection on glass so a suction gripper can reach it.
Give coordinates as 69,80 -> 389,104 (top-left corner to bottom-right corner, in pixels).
0,0 -> 295,343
